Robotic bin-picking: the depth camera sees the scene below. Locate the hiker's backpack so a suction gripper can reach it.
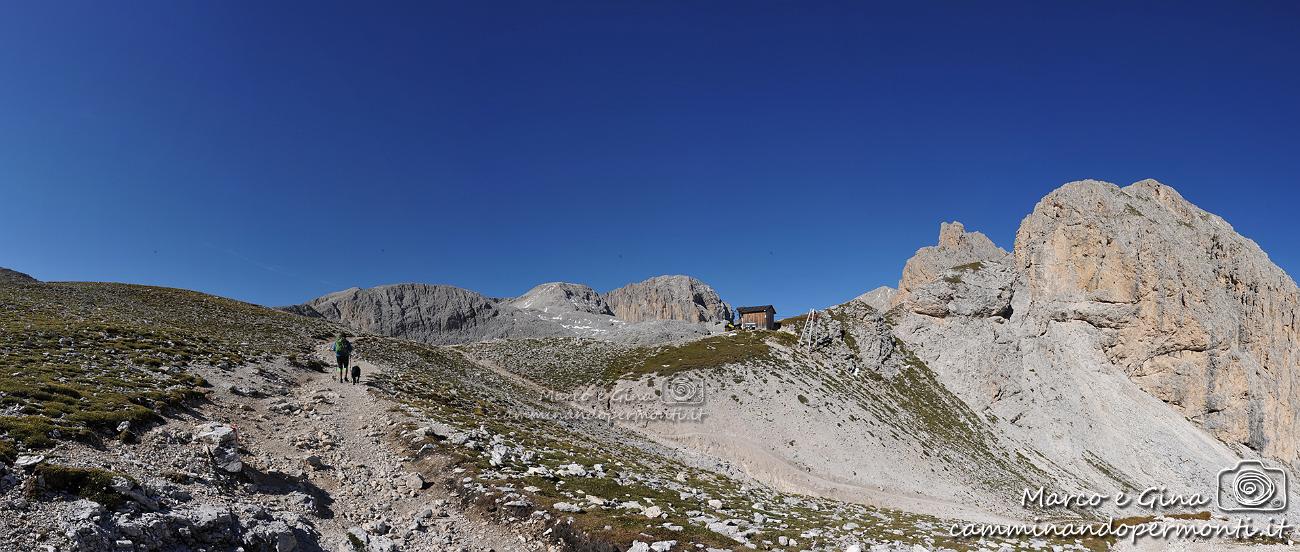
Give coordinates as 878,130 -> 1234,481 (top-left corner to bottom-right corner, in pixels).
351,365 -> 361,378
336,339 -> 352,355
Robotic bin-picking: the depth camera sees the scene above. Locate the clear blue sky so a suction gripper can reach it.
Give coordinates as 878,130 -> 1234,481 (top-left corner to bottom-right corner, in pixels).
2,1 -> 1298,315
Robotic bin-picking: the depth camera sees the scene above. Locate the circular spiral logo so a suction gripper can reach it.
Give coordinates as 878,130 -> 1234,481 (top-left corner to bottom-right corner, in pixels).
662,375 -> 703,405
1234,468 -> 1277,508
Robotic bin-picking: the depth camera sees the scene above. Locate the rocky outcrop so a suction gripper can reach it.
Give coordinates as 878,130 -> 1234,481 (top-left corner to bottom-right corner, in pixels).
604,275 -> 733,323
904,260 -> 1016,319
305,284 -> 572,345
887,178 -> 1300,506
851,286 -> 896,312
195,423 -> 243,473
887,222 -> 1015,319
507,282 -> 612,315
1015,179 -> 1300,459
801,300 -> 900,377
62,501 -> 308,552
892,222 -> 1009,310
0,268 -> 37,284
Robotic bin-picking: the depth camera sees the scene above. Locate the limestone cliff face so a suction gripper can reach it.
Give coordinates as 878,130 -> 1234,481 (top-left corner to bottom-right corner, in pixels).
604,275 -> 734,323
889,179 -> 1300,496
1015,179 -> 1300,459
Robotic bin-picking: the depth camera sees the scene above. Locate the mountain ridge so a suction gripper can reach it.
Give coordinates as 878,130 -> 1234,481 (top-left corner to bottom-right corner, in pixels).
0,267 -> 38,284
284,275 -> 734,346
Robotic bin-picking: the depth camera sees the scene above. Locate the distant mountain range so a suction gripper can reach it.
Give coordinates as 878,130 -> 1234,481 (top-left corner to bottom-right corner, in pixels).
279,274 -> 735,346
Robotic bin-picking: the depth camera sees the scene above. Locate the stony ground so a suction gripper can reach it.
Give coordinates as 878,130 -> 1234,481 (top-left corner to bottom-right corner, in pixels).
0,347 -> 533,552
204,347 -> 530,552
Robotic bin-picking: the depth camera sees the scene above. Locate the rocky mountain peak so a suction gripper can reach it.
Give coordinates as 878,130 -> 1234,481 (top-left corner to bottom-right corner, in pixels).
856,179 -> 1298,515
604,275 -> 734,323
888,179 -> 1300,477
1125,178 -> 1197,212
508,282 -> 612,315
936,222 -> 999,256
852,286 -> 897,312
893,221 -> 1011,309
940,221 -> 1007,260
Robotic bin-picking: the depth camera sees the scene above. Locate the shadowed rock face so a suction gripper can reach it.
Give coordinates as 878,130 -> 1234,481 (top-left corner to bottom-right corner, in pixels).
604,275 -> 734,323
0,268 -> 37,284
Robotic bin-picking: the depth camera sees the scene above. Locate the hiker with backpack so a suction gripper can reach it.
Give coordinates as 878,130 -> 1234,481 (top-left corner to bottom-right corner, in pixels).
332,334 -> 353,383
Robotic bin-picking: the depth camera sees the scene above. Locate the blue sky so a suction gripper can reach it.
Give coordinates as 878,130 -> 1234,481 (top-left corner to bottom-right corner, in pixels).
2,1 -> 1298,315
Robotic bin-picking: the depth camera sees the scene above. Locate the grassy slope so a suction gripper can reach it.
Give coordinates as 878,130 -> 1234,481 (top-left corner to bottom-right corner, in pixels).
0,280 -> 337,460
457,331 -> 796,394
